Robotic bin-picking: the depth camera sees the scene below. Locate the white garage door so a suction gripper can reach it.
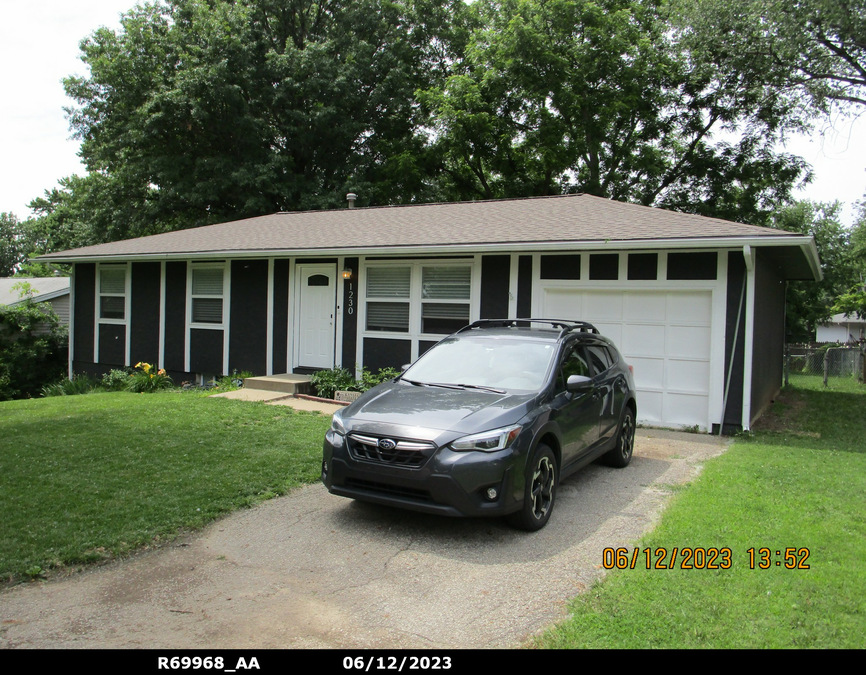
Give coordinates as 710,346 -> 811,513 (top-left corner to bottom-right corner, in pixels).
541,289 -> 713,430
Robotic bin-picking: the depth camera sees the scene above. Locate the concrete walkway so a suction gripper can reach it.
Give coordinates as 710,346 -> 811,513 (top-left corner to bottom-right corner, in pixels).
211,387 -> 342,415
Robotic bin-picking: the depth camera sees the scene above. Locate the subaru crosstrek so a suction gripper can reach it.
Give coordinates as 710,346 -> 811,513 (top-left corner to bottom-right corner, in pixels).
321,319 -> 637,530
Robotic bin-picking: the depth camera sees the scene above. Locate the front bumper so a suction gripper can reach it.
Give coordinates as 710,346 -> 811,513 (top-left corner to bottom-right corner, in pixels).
322,429 -> 528,518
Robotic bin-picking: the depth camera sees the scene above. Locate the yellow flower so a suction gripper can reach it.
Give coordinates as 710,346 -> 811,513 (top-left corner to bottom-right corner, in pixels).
157,368 -> 166,376
135,362 -> 142,369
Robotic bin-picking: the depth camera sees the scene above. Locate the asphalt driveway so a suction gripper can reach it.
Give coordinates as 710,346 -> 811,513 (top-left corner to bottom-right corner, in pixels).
0,429 -> 728,649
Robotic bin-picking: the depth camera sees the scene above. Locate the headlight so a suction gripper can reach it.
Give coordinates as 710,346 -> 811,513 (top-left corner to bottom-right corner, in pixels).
450,424 -> 522,452
331,410 -> 347,436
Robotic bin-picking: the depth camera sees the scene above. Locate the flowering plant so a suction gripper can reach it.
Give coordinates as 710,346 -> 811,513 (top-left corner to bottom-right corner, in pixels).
128,362 -> 174,393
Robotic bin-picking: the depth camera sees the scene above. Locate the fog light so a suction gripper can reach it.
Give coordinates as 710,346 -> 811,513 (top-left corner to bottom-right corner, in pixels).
486,487 -> 498,501
322,460 -> 328,476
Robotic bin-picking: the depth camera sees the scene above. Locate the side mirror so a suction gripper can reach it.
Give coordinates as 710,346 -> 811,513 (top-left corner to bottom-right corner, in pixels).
566,374 -> 593,392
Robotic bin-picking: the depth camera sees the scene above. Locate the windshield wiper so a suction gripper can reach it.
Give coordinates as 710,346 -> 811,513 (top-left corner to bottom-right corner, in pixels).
401,378 -> 462,390
455,383 -> 506,394
401,379 -> 505,394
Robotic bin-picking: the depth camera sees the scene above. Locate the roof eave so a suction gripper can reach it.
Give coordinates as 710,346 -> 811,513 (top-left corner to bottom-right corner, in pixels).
39,234 -> 816,266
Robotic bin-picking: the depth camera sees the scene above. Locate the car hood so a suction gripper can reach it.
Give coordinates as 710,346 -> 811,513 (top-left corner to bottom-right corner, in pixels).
342,381 -> 536,441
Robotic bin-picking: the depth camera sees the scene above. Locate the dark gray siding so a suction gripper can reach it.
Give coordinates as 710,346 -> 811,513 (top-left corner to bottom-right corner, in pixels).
722,254 -> 747,431
98,323 -> 126,366
341,257 -> 359,369
480,255 -> 510,319
229,259 -> 268,375
273,259 -> 289,374
517,255 -> 532,319
164,261 -> 187,372
750,250 -> 786,423
190,329 -> 223,374
130,262 -> 161,367
73,263 -> 95,365
363,337 -> 411,373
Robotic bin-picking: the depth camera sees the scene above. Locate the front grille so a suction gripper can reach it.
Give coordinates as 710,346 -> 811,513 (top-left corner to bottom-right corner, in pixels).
345,477 -> 433,502
347,433 -> 435,469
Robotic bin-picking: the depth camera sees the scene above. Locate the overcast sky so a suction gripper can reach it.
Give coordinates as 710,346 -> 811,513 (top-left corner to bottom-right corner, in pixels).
2,1 -> 864,226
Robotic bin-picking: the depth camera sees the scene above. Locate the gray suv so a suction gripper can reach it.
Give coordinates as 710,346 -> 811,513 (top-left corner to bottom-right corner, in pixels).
321,319 -> 637,530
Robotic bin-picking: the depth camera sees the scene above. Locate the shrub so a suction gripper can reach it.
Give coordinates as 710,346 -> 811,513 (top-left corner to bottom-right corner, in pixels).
41,374 -> 102,397
128,362 -> 174,393
310,366 -> 401,398
358,367 -> 401,392
0,294 -> 68,400
102,368 -> 132,391
310,368 -> 357,399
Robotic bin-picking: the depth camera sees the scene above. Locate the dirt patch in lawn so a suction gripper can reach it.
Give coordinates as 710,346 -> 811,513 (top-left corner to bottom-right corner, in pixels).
751,389 -> 820,438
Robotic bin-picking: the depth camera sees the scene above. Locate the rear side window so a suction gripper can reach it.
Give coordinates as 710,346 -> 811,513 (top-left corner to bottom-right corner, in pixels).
556,344 -> 590,391
586,344 -> 613,375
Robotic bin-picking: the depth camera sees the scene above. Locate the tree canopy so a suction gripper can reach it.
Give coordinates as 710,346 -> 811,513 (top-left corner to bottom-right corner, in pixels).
671,0 -> 866,112
60,0 -> 464,237
32,0 -> 818,244
421,0 -> 809,223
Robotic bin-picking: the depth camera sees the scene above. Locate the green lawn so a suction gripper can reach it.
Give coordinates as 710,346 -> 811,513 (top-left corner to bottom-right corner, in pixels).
0,392 -> 330,581
535,376 -> 866,649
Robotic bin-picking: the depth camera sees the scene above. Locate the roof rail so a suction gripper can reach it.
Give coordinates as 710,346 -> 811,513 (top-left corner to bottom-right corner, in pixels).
456,318 -> 599,338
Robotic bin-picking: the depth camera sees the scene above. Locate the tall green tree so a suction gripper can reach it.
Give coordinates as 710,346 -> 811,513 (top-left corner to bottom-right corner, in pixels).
832,201 -> 866,318
59,0 -> 463,240
671,0 -> 866,112
771,201 -> 861,340
421,0 -> 809,223
0,212 -> 25,276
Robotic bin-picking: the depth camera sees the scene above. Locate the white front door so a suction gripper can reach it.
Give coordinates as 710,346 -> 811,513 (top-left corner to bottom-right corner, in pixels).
297,264 -> 336,369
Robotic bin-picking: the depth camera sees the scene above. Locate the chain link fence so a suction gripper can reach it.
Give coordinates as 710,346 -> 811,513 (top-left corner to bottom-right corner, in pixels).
785,344 -> 866,387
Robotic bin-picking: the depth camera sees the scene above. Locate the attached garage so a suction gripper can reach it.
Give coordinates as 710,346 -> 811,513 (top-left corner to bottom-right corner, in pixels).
541,286 -> 718,429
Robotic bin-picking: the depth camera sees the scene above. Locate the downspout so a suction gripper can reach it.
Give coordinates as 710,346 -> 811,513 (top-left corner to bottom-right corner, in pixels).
741,245 -> 757,431
720,269 -> 747,436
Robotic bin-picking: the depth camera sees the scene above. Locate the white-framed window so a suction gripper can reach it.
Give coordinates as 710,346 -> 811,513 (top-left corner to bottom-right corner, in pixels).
420,265 -> 471,334
366,266 -> 411,332
362,260 -> 475,337
98,263 -> 128,321
189,263 -> 227,327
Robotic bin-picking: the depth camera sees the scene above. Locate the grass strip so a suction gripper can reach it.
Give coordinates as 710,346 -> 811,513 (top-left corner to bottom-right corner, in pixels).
0,391 -> 330,580
535,376 -> 866,649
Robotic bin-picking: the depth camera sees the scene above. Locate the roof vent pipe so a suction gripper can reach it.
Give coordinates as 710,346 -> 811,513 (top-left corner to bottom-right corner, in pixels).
346,193 -> 357,208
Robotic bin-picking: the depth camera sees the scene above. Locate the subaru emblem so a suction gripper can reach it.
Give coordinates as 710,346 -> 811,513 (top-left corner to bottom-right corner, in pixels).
378,438 -> 397,451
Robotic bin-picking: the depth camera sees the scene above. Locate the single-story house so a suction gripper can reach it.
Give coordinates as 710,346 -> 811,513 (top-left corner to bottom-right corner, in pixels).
0,277 -> 71,326
39,194 -> 820,433
816,312 -> 865,343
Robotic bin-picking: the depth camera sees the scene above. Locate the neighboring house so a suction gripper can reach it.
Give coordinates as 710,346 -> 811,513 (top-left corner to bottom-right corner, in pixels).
816,313 -> 866,343
0,277 -> 71,326
39,194 -> 820,432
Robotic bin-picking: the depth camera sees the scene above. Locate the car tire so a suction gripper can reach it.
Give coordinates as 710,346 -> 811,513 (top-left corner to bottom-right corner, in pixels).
507,444 -> 557,531
603,406 -> 635,468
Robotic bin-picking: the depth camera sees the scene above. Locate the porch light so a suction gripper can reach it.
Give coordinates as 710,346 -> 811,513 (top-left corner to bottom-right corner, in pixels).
342,268 -> 353,280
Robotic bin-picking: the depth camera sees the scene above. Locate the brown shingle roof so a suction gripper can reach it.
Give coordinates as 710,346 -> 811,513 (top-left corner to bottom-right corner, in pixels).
41,194 -> 798,261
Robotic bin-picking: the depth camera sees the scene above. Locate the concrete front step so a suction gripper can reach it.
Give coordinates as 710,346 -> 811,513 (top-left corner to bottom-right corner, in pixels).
242,373 -> 312,395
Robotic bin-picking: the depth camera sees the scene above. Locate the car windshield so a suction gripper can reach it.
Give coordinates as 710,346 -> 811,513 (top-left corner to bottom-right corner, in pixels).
403,337 -> 556,392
